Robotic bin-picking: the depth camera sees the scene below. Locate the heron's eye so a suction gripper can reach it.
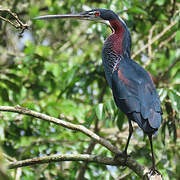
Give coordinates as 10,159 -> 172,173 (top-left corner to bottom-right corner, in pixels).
94,11 -> 100,16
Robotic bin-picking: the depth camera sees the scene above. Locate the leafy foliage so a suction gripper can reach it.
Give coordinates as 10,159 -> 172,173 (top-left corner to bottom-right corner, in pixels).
0,0 -> 180,179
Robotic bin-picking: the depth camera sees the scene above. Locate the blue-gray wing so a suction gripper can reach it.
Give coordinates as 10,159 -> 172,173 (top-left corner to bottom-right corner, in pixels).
111,59 -> 162,133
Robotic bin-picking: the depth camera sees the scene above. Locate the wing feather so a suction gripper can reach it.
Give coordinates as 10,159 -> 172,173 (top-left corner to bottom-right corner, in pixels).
111,59 -> 162,131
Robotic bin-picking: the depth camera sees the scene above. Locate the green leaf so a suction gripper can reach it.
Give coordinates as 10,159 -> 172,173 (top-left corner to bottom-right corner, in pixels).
29,6 -> 39,17
95,103 -> 104,121
46,103 -> 59,117
155,0 -> 165,6
45,62 -> 61,77
20,137 -> 32,146
0,126 -> 5,140
6,73 -> 21,81
0,88 -> 9,101
24,41 -> 36,55
168,91 -> 179,113
159,88 -> 168,102
175,30 -> 180,42
105,99 -> 114,115
2,79 -> 20,93
166,169 -> 176,179
23,118 -> 29,130
84,109 -> 95,127
128,7 -> 148,15
117,111 -> 125,130
35,45 -> 53,57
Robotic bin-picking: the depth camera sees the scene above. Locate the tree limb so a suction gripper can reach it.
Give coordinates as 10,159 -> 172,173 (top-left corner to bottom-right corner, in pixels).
0,105 -> 162,179
8,154 -> 117,169
8,153 -> 149,179
0,105 -> 121,154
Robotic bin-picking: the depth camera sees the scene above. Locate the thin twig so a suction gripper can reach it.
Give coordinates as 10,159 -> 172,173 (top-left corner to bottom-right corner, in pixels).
158,56 -> 180,82
0,15 -> 17,28
159,31 -> 176,48
148,25 -> 156,58
0,7 -> 29,34
170,0 -> 176,18
118,171 -> 132,180
144,25 -> 156,68
132,20 -> 177,59
3,153 -> 16,162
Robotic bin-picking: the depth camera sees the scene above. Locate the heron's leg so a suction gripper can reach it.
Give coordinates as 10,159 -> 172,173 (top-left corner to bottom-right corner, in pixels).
114,119 -> 133,164
148,134 -> 161,175
148,134 -> 155,169
123,119 -> 133,155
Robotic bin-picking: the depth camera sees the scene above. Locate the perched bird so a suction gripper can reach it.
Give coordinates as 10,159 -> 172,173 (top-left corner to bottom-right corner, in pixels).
34,8 -> 162,173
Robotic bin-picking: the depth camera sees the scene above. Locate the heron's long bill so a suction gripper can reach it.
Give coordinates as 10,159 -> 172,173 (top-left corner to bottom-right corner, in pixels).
33,12 -> 112,31
33,14 -> 90,20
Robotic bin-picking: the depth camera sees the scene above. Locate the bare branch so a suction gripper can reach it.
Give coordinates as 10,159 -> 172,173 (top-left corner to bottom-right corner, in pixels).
0,105 -> 121,154
8,154 -> 117,169
0,7 -> 29,34
3,153 -> 16,162
8,153 -> 149,179
0,105 -> 163,179
144,25 -> 156,68
148,25 -> 156,58
8,153 -> 164,179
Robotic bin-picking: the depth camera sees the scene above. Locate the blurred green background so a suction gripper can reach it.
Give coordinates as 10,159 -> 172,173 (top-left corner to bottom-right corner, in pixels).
0,0 -> 180,179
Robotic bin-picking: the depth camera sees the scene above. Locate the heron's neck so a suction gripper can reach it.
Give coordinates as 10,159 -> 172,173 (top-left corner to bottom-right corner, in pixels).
106,20 -> 125,55
109,19 -> 124,34
108,19 -> 131,58
102,18 -> 131,88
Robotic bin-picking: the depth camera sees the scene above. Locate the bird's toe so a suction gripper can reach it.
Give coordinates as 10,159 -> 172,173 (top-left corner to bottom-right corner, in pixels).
146,167 -> 163,179
149,166 -> 161,175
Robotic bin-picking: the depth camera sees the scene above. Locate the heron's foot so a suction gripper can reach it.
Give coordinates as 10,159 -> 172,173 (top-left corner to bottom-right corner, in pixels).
148,166 -> 161,176
114,151 -> 130,165
146,167 -> 163,179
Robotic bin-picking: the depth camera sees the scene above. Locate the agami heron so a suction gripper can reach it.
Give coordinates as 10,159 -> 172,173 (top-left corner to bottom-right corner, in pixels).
34,8 -> 162,173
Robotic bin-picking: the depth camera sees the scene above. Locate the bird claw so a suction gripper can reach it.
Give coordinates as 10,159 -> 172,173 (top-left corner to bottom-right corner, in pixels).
114,151 -> 130,165
148,166 -> 161,176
